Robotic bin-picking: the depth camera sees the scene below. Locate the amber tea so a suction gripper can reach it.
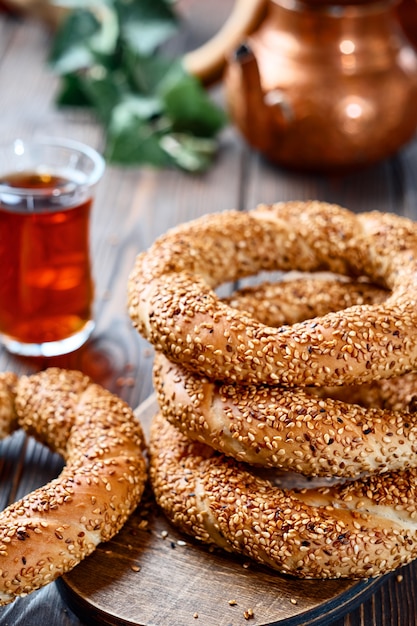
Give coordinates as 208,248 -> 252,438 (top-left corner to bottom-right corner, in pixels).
0,139 -> 104,356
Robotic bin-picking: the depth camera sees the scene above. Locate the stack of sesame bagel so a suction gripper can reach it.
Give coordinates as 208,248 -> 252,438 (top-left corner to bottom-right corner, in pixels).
128,200 -> 417,579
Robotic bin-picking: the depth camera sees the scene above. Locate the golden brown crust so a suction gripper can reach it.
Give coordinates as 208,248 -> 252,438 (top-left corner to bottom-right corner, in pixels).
149,413 -> 417,579
154,352 -> 417,477
224,275 -> 417,411
0,372 -> 18,439
153,276 -> 417,477
128,201 -> 417,387
0,368 -> 147,606
225,275 -> 387,327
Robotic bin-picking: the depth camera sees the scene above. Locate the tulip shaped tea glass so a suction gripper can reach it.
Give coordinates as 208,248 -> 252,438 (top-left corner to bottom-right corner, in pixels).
0,138 -> 105,357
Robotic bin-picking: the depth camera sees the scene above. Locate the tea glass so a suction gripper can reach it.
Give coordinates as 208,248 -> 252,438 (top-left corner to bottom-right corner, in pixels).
0,137 -> 105,357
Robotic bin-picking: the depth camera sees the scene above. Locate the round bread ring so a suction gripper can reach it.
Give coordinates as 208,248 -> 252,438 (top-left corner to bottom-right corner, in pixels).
149,412 -> 417,579
225,275 -> 417,411
153,276 -> 417,478
224,275 -> 388,328
0,368 -> 147,606
154,351 -> 417,477
128,201 -> 417,387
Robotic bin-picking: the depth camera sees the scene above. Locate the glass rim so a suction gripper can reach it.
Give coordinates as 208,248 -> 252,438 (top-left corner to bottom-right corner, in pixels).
0,137 -> 105,197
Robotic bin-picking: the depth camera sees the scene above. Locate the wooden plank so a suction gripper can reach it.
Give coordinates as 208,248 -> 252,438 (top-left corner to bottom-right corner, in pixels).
0,19 -> 100,143
0,14 -> 17,57
243,151 -> 408,216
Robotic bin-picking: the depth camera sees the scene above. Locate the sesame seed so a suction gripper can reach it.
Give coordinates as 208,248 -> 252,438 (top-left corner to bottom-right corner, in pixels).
130,564 -> 141,572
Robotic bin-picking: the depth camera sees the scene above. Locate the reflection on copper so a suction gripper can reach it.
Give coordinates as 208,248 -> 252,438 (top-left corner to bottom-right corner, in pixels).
336,96 -> 376,136
339,39 -> 355,54
224,0 -> 417,172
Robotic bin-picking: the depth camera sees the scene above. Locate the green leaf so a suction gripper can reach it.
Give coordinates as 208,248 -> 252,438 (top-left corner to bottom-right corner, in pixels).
55,73 -> 93,107
49,4 -> 119,74
87,4 -> 119,56
111,95 -> 163,129
48,9 -> 101,73
123,50 -> 183,95
160,133 -> 218,172
55,66 -> 127,120
106,120 -> 171,167
77,69 -> 127,122
49,0 -> 227,172
162,73 -> 227,137
116,0 -> 178,55
53,0 -> 110,8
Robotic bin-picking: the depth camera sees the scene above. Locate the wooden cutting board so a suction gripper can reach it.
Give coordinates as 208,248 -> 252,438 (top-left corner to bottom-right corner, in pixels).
58,395 -> 385,626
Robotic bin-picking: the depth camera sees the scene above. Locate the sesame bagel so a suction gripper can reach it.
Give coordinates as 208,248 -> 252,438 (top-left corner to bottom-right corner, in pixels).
153,275 -> 417,477
225,275 -> 387,328
0,368 -> 147,605
149,412 -> 417,579
128,201 -> 417,387
224,275 -> 417,410
154,352 -> 417,477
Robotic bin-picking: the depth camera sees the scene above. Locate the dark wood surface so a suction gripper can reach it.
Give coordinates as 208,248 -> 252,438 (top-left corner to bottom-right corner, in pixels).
1,6 -> 417,626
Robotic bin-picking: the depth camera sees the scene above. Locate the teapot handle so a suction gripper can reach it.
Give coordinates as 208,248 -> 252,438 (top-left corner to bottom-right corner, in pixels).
183,0 -> 268,84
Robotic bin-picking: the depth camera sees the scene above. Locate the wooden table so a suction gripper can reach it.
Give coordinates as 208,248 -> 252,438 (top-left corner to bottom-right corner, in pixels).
1,7 -> 417,626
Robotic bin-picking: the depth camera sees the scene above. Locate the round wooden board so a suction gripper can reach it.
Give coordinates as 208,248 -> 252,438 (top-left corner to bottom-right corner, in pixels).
58,395 -> 386,626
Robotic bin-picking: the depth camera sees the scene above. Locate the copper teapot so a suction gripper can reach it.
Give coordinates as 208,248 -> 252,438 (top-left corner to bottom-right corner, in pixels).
185,0 -> 417,172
